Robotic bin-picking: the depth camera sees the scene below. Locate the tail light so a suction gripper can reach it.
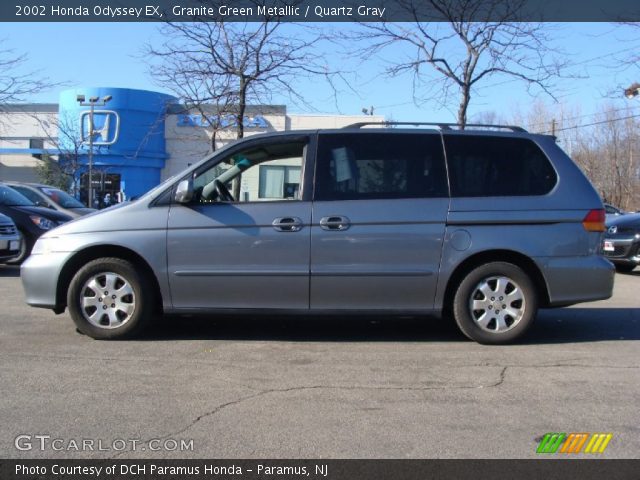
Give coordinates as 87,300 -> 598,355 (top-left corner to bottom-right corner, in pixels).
582,209 -> 605,232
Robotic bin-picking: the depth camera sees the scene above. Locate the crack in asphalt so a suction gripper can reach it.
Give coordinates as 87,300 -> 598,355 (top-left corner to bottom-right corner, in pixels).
111,367 -> 509,459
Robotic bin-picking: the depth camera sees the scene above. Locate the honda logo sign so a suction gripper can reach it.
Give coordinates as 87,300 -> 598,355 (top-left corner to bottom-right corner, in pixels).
80,110 -> 120,145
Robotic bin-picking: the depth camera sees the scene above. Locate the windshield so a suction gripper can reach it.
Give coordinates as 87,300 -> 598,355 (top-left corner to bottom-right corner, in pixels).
0,185 -> 35,207
39,187 -> 85,208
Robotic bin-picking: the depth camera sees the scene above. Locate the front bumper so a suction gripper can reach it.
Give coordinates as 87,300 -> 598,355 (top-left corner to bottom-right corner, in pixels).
536,254 -> 615,306
20,251 -> 73,310
0,233 -> 21,262
603,236 -> 640,265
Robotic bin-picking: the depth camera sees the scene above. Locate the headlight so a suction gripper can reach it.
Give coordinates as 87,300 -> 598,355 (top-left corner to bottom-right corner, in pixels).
30,236 -> 60,255
29,215 -> 57,230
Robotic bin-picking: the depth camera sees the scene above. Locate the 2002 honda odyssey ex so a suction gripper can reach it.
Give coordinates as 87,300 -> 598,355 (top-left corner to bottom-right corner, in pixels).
21,123 -> 615,344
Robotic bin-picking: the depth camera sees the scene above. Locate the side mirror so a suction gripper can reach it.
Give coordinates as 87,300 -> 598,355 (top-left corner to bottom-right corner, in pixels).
36,200 -> 51,208
174,179 -> 194,204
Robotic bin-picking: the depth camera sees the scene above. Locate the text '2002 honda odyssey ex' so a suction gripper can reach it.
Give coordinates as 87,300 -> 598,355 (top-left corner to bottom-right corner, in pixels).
21,123 -> 615,344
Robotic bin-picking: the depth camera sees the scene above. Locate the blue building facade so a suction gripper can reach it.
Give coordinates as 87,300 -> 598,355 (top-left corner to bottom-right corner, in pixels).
58,87 -> 176,204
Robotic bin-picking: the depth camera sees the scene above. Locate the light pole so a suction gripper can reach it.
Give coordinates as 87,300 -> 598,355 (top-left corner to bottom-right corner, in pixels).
76,94 -> 112,207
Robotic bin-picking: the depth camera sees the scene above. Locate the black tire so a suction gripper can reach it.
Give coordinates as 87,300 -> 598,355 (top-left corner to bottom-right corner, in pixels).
67,257 -> 155,339
5,229 -> 31,265
615,264 -> 636,273
452,262 -> 538,345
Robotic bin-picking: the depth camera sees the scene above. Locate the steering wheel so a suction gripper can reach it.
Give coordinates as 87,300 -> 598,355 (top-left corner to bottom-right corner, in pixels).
213,179 -> 234,202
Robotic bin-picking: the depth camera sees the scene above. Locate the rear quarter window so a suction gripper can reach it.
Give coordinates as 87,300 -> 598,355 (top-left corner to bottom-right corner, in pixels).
444,135 -> 557,197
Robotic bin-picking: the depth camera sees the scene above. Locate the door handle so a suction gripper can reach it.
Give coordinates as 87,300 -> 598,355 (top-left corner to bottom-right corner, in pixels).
272,217 -> 303,232
319,216 -> 350,231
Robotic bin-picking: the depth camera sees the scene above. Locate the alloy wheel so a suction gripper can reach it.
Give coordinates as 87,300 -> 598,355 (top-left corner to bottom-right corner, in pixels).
469,275 -> 526,333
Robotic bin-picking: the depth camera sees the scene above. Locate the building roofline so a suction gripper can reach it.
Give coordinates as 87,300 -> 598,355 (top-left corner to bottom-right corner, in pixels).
0,103 -> 287,115
0,104 -> 58,113
166,104 -> 286,115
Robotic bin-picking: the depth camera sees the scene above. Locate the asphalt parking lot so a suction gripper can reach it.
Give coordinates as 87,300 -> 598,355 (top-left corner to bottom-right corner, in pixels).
0,265 -> 638,459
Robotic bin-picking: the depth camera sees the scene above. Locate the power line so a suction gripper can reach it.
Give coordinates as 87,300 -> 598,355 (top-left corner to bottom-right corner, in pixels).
564,45 -> 639,68
374,101 -> 415,109
540,113 -> 640,134
527,105 -> 638,130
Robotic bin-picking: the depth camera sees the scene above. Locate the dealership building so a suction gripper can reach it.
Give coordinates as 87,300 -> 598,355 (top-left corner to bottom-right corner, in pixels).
0,87 -> 382,203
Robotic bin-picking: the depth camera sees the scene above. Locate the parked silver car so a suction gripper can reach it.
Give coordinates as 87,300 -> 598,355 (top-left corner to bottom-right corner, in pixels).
6,183 -> 96,218
21,123 -> 615,344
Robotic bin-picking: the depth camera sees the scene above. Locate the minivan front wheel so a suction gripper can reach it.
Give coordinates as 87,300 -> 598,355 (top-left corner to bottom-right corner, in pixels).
453,262 -> 538,344
67,258 -> 154,339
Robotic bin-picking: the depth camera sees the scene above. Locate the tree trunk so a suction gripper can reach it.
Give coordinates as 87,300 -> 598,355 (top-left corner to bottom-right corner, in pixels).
237,76 -> 247,140
457,85 -> 471,128
210,129 -> 217,152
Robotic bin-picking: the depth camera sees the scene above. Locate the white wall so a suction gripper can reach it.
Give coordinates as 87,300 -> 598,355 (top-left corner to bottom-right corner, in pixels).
0,110 -> 58,182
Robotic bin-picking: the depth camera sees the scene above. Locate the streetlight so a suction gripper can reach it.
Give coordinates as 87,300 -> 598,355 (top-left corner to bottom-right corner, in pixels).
76,94 -> 112,207
624,83 -> 640,99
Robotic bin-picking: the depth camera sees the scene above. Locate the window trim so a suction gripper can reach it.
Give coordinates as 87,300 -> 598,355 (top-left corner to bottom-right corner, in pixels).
170,133 -> 316,206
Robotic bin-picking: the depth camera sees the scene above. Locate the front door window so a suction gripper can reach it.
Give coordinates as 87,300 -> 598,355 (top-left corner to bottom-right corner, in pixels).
192,142 -> 305,204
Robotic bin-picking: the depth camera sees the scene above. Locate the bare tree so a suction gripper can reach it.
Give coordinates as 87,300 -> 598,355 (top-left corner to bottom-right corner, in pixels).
347,0 -> 564,127
603,22 -> 640,98
0,41 -> 52,120
593,106 -> 639,209
511,100 -> 640,209
146,8 -> 342,197
32,111 -> 90,198
145,6 -> 336,149
148,48 -> 237,152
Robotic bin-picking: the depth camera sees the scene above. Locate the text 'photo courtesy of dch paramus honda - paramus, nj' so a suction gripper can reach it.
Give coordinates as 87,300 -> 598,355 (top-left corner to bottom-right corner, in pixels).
20,122 -> 615,344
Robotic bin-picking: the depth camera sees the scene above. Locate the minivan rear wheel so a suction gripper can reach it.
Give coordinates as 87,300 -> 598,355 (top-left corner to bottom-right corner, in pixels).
453,262 -> 538,344
67,258 -> 154,339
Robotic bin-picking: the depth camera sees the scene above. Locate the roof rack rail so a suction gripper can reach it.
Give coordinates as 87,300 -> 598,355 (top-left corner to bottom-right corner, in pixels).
342,121 -> 528,133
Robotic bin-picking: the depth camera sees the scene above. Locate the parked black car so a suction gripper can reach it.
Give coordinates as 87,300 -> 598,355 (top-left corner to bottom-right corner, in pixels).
0,183 -> 73,264
603,212 -> 640,273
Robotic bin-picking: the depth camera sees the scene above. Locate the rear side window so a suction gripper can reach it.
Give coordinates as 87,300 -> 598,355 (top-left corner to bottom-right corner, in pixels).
315,133 -> 448,201
444,135 -> 557,197
11,186 -> 41,204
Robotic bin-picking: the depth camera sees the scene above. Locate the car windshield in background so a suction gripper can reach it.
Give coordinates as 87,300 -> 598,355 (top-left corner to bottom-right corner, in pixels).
0,185 -> 35,207
39,187 -> 85,209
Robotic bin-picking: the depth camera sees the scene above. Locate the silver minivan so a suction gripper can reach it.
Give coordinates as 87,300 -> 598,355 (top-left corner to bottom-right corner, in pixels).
21,124 -> 615,344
